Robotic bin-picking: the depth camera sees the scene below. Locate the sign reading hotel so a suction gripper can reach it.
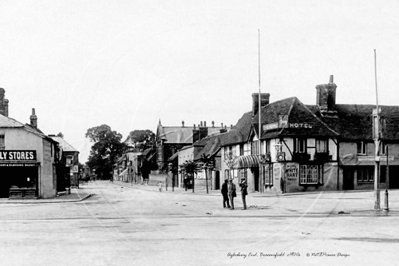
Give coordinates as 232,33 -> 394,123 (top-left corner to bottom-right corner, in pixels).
0,150 -> 37,161
263,122 -> 313,131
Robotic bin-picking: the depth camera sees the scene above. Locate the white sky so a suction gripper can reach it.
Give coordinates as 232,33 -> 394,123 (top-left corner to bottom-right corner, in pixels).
1,0 -> 398,163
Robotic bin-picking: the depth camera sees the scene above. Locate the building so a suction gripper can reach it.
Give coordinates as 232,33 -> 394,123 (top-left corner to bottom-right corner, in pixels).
49,135 -> 80,189
0,88 -> 60,199
221,75 -> 399,194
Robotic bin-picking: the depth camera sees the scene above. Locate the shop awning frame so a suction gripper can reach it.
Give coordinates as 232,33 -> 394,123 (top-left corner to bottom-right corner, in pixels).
231,155 -> 260,169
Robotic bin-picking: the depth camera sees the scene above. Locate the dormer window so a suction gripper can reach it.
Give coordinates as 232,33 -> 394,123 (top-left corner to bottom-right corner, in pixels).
357,141 -> 367,155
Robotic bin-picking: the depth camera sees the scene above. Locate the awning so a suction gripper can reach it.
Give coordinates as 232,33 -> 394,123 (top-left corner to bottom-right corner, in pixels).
168,152 -> 178,161
119,168 -> 128,176
232,155 -> 260,169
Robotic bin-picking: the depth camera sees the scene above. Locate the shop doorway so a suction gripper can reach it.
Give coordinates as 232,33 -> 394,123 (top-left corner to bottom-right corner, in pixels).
343,167 -> 354,190
252,167 -> 259,192
215,171 -> 220,190
0,166 -> 38,198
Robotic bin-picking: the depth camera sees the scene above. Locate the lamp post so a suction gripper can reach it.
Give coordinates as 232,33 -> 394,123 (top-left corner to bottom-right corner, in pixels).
373,49 -> 381,210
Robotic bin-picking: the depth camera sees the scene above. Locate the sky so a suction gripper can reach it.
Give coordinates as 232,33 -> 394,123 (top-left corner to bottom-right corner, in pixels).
1,0 -> 399,163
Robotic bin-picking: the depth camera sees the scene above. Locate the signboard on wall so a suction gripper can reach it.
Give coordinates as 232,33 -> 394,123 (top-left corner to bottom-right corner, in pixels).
71,165 -> 79,173
285,163 -> 299,181
0,150 -> 36,161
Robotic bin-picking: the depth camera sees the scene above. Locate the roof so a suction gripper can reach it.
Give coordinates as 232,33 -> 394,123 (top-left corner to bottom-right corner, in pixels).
49,136 -> 79,152
156,123 -> 227,144
222,111 -> 253,146
194,135 -> 221,160
0,114 -> 57,143
308,104 -> 399,141
0,114 -> 24,128
253,97 -> 339,139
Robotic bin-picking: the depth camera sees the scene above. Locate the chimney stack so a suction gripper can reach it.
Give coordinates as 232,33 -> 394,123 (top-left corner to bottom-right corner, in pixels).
30,108 -> 38,128
182,121 -> 185,127
0,88 -> 9,117
316,75 -> 337,117
212,121 -> 214,127
252,93 -> 270,116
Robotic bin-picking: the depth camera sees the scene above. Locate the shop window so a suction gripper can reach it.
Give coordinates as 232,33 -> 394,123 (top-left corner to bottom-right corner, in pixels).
263,164 -> 273,186
316,139 -> 328,153
294,138 -> 307,153
299,165 -> 322,185
357,141 -> 367,155
0,135 -> 4,150
357,166 -> 374,183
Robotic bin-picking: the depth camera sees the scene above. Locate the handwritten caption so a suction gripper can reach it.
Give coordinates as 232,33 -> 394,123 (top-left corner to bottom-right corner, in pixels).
227,252 -> 350,259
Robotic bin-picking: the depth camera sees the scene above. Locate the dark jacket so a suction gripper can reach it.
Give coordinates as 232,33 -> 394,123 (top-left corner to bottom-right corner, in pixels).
221,182 -> 228,195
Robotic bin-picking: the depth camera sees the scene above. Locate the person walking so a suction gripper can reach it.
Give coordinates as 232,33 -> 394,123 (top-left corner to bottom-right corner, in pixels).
227,179 -> 236,210
141,159 -> 150,185
221,179 -> 231,208
240,179 -> 248,210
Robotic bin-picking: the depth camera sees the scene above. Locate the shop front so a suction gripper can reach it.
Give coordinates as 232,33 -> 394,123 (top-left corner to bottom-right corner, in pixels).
0,150 -> 39,198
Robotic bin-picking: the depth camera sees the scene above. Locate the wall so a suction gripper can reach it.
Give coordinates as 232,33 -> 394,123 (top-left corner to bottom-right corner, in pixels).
1,128 -> 56,198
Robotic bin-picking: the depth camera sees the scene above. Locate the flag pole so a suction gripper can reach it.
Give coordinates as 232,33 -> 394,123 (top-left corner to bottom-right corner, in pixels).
373,49 -> 380,210
258,29 -> 263,193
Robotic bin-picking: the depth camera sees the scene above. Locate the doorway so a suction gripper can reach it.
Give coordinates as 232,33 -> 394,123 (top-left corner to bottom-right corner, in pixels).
343,167 -> 354,190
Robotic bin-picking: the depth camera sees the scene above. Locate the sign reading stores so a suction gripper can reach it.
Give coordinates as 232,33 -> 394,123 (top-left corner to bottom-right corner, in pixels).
0,151 -> 37,161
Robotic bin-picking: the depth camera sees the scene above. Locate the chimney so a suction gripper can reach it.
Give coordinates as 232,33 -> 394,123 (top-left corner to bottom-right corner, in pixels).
316,75 -> 337,117
192,124 -> 200,143
4,99 -> 9,116
0,88 -> 8,116
252,93 -> 270,116
212,121 -> 214,127
199,120 -> 208,140
30,108 -> 38,128
182,121 -> 185,127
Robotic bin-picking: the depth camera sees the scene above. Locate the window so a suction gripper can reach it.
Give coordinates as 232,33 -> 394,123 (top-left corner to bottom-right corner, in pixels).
263,164 -> 273,186
316,139 -> 328,153
357,166 -> 374,183
240,144 -> 244,156
299,165 -> 322,185
295,138 -> 307,153
224,169 -> 230,180
357,141 -> 367,155
66,156 -> 73,166
0,135 -> 4,150
251,140 -> 260,155
380,142 -> 387,155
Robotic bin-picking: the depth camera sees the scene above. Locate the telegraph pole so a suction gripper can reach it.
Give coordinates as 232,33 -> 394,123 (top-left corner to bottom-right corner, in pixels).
373,49 -> 380,210
258,29 -> 263,193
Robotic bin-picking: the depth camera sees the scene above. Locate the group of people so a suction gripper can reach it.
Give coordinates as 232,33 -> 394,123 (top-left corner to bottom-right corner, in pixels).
221,178 -> 248,210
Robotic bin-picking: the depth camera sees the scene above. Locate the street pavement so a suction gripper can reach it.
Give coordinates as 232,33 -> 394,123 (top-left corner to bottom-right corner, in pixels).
0,180 -> 398,266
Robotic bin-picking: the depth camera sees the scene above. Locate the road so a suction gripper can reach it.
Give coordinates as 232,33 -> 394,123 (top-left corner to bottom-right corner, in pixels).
0,180 -> 398,266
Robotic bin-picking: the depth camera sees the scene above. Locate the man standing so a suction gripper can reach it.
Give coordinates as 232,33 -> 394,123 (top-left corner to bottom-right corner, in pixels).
240,179 -> 248,210
141,159 -> 150,185
221,179 -> 230,208
227,179 -> 236,210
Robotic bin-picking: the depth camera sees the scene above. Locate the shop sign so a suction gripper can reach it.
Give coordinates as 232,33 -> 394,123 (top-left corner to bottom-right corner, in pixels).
285,163 -> 299,181
71,165 -> 79,173
288,123 -> 313,129
0,150 -> 36,161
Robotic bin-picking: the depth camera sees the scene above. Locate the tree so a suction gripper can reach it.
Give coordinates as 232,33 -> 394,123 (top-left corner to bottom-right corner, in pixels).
126,129 -> 155,151
180,160 -> 200,193
199,154 -> 214,194
85,124 -> 128,180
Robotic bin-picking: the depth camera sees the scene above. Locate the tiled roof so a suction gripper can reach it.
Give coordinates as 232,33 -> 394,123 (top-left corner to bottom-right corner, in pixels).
222,111 -> 253,146
309,104 -> 399,140
0,114 -> 24,128
252,97 -> 338,139
194,135 -> 221,160
50,136 -> 79,152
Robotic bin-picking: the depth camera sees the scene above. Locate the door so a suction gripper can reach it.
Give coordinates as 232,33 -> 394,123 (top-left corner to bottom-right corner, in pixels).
215,171 -> 220,190
343,167 -> 354,190
253,167 -> 259,192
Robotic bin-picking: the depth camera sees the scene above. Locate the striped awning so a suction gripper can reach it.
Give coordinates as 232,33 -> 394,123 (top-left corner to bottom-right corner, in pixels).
232,155 -> 260,169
